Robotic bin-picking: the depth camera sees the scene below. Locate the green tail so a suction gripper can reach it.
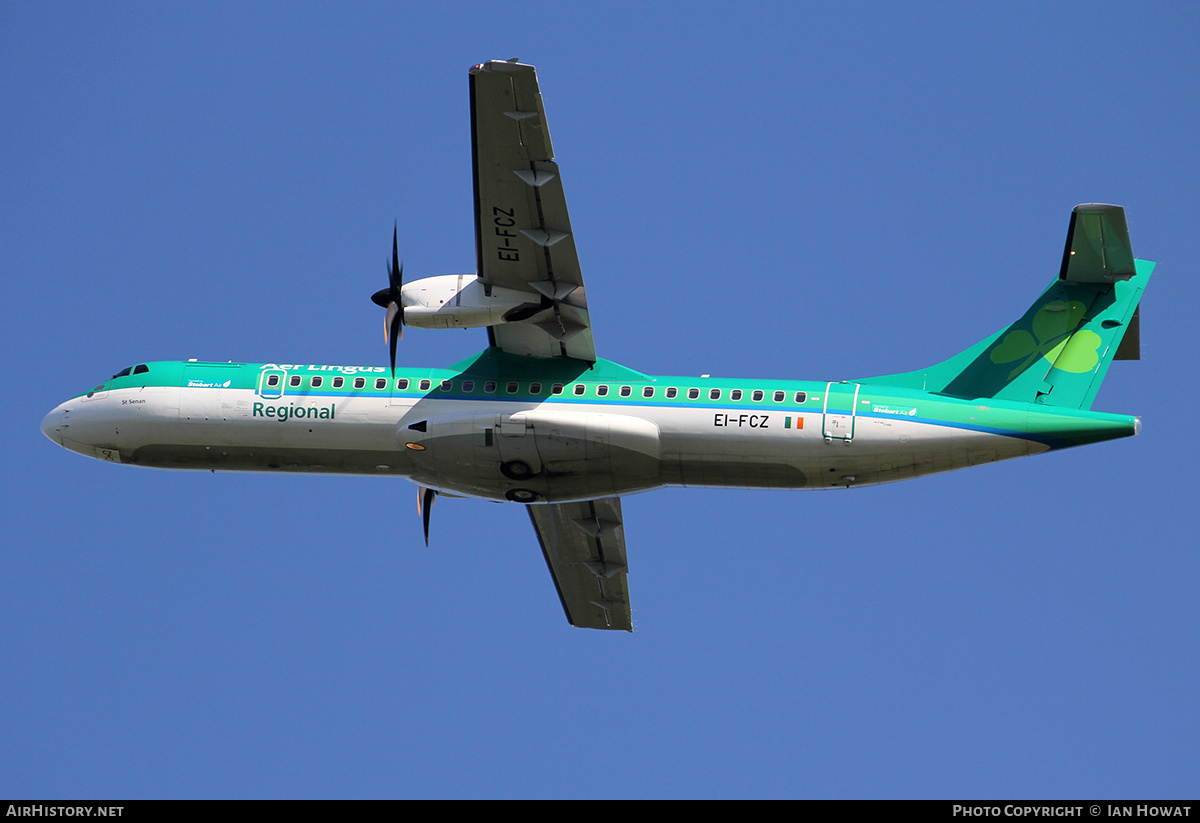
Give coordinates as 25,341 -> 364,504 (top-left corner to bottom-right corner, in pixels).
861,205 -> 1153,411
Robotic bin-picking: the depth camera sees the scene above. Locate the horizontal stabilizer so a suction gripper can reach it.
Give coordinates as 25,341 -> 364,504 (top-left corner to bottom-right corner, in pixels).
1060,204 -> 1135,283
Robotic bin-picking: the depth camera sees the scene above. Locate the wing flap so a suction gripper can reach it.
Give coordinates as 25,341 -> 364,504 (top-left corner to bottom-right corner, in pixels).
527,497 -> 632,631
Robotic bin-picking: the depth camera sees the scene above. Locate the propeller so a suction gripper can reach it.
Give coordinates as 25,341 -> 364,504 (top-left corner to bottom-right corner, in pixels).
417,485 -> 438,547
370,224 -> 404,376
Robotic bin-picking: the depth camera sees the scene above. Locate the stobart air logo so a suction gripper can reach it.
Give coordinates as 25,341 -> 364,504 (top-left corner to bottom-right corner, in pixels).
989,300 -> 1103,379
253,402 -> 336,423
872,405 -> 917,417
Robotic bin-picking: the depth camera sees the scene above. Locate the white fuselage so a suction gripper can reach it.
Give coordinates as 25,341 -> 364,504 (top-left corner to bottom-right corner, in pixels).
42,382 -> 1042,504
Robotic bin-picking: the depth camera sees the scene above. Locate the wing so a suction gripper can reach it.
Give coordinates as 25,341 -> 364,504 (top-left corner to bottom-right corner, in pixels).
470,60 -> 596,361
527,497 -> 631,631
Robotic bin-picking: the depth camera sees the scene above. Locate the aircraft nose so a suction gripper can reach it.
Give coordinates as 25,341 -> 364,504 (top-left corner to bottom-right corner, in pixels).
41,406 -> 63,446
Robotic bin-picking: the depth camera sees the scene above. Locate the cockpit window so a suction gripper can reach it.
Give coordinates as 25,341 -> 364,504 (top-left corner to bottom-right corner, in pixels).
133,364 -> 149,375
113,367 -> 132,378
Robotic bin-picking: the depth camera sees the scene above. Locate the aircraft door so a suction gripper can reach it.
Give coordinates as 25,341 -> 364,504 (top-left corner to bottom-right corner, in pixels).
822,381 -> 861,442
257,368 -> 287,399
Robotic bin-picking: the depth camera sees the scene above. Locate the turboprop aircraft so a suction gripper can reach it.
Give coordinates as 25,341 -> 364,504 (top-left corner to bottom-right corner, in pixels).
42,60 -> 1153,631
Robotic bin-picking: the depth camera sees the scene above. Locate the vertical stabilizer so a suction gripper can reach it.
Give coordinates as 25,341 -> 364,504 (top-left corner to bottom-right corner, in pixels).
861,205 -> 1153,410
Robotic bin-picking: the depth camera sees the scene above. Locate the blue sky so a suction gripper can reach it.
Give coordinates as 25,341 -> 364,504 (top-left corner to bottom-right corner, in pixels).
3,2 -> 1198,798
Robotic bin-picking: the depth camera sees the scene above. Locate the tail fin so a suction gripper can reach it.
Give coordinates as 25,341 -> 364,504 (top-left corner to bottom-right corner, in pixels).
861,204 -> 1153,410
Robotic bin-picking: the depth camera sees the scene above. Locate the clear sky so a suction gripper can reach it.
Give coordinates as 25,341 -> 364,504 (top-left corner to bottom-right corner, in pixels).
3,2 -> 1198,799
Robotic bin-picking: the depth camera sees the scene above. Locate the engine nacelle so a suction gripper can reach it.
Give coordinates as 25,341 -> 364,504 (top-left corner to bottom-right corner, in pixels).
401,275 -> 536,329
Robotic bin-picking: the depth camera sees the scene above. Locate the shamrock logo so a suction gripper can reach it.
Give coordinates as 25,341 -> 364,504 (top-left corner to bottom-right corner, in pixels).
989,300 -> 1102,379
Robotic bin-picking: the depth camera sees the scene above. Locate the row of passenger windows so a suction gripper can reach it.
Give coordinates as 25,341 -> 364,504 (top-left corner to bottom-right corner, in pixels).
263,373 -> 807,403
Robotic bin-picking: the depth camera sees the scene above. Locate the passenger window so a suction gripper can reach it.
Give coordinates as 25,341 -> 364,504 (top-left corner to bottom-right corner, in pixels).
485,381 -> 496,393
773,390 -> 785,402
133,364 -> 149,375
506,382 -> 519,394
418,379 -> 431,391
439,380 -> 452,392
396,378 -> 409,390
290,375 -> 302,387
332,376 -> 344,388
794,391 -> 807,403
530,382 -> 542,395
551,383 -> 564,395
267,375 -> 280,387
354,377 -> 366,389
376,377 -> 388,390
596,385 -> 609,396
666,387 -> 677,399
462,380 -> 474,392
643,386 -> 654,398
619,386 -> 631,397
709,388 -> 721,400
731,389 -> 742,401
311,376 -> 323,388
752,390 -> 764,402
687,388 -> 699,400
573,384 -> 585,396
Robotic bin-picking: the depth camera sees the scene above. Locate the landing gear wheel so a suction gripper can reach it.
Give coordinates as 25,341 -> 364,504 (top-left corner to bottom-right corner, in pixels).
500,460 -> 535,480
505,488 -> 539,503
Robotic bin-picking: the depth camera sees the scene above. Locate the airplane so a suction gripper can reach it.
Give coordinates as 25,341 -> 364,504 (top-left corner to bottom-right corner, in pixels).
41,59 -> 1154,632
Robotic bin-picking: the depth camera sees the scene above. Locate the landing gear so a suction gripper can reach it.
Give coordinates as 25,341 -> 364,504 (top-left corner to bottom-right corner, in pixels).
500,459 -> 535,480
505,488 -> 539,503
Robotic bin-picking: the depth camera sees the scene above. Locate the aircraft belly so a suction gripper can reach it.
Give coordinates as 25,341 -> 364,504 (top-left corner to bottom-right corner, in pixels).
128,444 -> 416,475
108,387 -> 416,475
397,402 -> 664,502
654,407 -> 1037,490
656,407 -> 810,489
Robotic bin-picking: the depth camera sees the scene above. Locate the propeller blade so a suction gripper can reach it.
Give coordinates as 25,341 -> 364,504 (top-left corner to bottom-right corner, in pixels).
374,223 -> 405,377
418,486 -> 437,547
386,302 -> 402,376
390,224 -> 402,291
